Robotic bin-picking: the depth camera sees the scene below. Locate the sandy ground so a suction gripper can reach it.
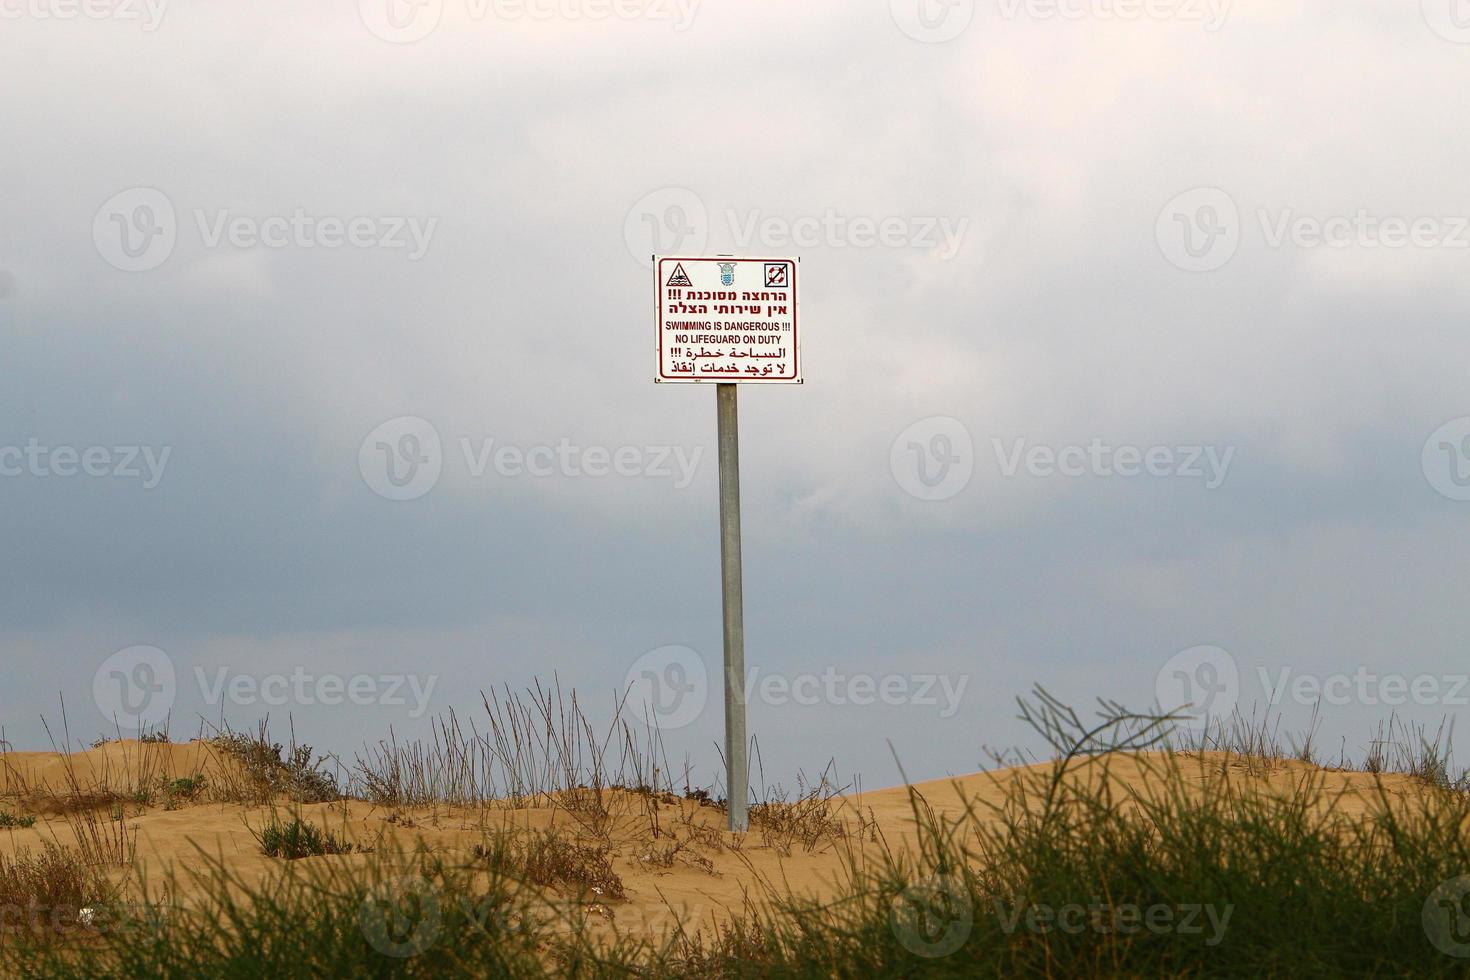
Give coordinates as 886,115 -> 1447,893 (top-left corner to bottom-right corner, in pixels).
0,740 -> 1438,943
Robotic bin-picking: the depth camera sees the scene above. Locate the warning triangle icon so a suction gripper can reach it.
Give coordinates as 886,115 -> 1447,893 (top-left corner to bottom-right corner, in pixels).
666,263 -> 693,287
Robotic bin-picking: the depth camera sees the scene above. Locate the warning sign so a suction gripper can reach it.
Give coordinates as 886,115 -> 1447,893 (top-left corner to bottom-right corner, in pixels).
666,263 -> 693,287
655,256 -> 801,384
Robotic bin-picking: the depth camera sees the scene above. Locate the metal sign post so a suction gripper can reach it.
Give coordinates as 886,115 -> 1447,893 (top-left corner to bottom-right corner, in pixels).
654,255 -> 800,834
715,382 -> 748,832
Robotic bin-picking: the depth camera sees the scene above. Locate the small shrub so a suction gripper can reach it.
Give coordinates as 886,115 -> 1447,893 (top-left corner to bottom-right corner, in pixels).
638,835 -> 715,875
254,817 -> 355,860
162,775 -> 207,810
683,787 -> 718,807
476,831 -> 625,900
750,785 -> 845,856
0,811 -> 36,829
210,728 -> 339,804
0,843 -> 110,938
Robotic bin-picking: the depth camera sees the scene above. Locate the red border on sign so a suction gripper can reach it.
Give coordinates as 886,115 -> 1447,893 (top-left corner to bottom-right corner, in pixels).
655,257 -> 800,383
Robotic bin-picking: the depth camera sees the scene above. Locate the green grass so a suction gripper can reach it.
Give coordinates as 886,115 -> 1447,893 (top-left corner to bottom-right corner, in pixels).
0,810 -> 36,829
1,849 -> 554,977
659,691 -> 1470,978
667,766 -> 1470,977
253,816 -> 357,860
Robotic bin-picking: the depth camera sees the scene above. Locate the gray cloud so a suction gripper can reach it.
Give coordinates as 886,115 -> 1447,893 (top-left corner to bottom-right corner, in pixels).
1,1 -> 1468,788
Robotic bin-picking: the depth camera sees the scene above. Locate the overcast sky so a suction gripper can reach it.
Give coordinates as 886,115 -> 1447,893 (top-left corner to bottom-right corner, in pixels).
2,0 -> 1468,794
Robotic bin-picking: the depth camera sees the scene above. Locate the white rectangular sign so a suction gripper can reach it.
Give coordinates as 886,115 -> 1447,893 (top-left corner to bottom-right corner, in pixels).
655,256 -> 801,384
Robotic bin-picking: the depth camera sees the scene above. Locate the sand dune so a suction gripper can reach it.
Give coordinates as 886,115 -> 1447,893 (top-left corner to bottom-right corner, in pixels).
0,740 -> 1440,946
